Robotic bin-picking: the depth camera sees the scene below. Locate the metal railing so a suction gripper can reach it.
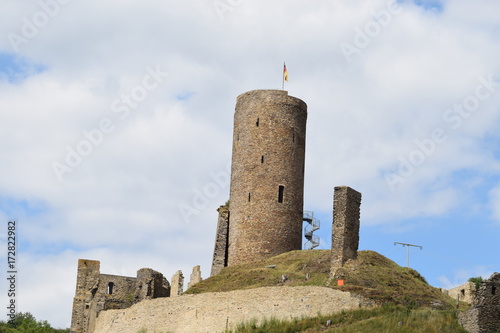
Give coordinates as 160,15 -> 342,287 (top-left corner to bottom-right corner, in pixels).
303,211 -> 320,250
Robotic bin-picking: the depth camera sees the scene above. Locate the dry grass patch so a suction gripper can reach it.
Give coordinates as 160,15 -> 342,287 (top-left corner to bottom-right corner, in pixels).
187,250 -> 455,308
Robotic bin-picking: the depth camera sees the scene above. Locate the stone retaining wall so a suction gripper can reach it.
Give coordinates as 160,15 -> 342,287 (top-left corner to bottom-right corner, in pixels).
94,286 -> 371,333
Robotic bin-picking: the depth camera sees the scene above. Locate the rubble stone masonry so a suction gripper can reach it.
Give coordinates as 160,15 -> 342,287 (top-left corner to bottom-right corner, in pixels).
70,259 -> 170,333
447,281 -> 476,304
171,270 -> 184,297
93,286 -> 371,333
188,265 -> 202,289
227,90 -> 307,266
210,205 -> 230,276
331,186 -> 362,268
459,273 -> 500,333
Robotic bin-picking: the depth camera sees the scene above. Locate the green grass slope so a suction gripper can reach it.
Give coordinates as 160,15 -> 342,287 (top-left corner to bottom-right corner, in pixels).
226,305 -> 467,333
186,250 -> 454,307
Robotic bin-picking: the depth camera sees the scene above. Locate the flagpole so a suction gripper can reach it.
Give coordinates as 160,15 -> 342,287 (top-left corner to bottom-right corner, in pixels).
282,62 -> 285,90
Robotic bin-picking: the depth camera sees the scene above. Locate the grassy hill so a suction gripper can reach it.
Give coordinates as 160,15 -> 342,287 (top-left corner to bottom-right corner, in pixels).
187,250 -> 454,307
224,305 -> 467,333
185,250 -> 468,332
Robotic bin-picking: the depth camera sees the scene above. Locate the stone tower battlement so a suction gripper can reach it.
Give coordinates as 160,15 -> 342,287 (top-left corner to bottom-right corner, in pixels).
227,89 -> 307,266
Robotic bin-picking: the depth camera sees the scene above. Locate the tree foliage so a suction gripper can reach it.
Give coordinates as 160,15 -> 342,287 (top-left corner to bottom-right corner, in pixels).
0,312 -> 68,333
468,276 -> 484,291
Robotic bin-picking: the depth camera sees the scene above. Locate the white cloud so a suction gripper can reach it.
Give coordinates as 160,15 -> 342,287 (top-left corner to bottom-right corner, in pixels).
0,0 -> 499,328
437,265 -> 494,290
489,185 -> 500,224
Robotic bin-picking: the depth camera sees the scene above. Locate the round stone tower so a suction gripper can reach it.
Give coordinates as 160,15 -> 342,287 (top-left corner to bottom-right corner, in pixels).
227,89 -> 307,266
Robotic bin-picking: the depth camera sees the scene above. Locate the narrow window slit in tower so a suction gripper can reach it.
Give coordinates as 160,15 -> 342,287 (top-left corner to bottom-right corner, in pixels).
248,193 -> 251,202
256,118 -> 259,127
261,155 -> 264,163
492,286 -> 496,295
107,282 -> 114,295
278,185 -> 284,203
292,132 -> 295,142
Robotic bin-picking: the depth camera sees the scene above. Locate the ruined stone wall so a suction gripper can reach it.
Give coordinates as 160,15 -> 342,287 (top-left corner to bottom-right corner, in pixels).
228,90 -> 307,266
84,274 -> 137,333
459,273 -> 500,333
136,268 -> 170,299
188,265 -> 202,289
331,186 -> 361,268
448,282 -> 476,304
459,307 -> 481,333
70,260 -> 170,333
71,259 -> 100,333
210,205 -> 229,276
93,286 -> 371,333
171,270 -> 184,297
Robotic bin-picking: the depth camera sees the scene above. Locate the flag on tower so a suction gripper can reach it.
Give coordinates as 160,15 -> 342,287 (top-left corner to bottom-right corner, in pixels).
283,63 -> 289,82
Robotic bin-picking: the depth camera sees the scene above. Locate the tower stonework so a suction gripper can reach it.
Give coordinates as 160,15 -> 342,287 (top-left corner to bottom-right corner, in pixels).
210,204 -> 230,276
331,186 -> 362,267
71,259 -> 101,333
227,89 -> 307,266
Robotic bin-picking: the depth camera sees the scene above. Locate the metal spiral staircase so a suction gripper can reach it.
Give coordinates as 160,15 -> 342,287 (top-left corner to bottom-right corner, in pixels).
303,211 -> 320,250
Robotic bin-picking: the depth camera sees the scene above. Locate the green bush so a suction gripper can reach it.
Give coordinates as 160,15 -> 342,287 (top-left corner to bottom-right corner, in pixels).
468,276 -> 483,290
0,312 -> 68,333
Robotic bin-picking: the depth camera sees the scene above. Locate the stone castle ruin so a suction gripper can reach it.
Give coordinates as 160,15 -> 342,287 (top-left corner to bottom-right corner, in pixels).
331,186 -> 362,267
459,273 -> 500,333
70,259 -> 170,333
70,90 -> 363,333
210,90 -> 361,275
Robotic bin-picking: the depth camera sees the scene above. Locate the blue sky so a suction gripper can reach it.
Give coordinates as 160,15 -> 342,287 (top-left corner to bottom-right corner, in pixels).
0,52 -> 45,83
413,0 -> 444,12
0,0 -> 499,329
